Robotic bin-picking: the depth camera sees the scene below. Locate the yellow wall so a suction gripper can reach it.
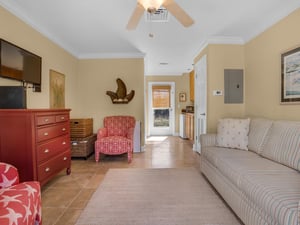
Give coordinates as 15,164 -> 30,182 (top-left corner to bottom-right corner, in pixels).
194,44 -> 245,132
194,8 -> 300,132
0,6 -> 145,144
77,59 -> 145,139
2,4 -> 300,142
0,6 -> 79,112
145,74 -> 190,135
245,8 -> 300,120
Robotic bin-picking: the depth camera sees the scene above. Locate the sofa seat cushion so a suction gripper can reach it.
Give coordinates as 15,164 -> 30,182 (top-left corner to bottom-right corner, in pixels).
240,172 -> 300,225
202,147 -> 300,225
202,147 -> 258,177
202,147 -> 289,188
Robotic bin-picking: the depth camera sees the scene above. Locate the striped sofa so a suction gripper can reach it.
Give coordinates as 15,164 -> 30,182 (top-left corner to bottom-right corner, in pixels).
200,118 -> 300,225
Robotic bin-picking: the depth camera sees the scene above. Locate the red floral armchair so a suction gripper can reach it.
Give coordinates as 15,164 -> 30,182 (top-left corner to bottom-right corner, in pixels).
95,116 -> 135,163
0,162 -> 42,225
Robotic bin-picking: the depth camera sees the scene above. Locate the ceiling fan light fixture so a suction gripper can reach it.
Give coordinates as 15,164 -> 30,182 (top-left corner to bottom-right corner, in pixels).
127,0 -> 193,30
138,0 -> 164,13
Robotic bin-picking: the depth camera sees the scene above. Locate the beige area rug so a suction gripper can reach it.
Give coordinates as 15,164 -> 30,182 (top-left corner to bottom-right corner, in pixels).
75,168 -> 241,225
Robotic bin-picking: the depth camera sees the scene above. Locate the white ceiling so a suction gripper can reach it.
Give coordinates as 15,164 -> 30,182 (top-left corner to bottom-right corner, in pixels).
1,0 -> 300,75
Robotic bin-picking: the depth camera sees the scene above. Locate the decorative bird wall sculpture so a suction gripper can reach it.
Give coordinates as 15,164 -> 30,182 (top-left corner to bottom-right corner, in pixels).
106,78 -> 135,104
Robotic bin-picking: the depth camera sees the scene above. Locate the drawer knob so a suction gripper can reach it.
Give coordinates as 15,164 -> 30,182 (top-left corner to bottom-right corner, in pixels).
62,128 -> 66,131
44,149 -> 49,153
45,167 -> 50,172
44,132 -> 49,136
63,157 -> 67,161
61,116 -> 65,120
44,118 -> 49,122
62,141 -> 66,145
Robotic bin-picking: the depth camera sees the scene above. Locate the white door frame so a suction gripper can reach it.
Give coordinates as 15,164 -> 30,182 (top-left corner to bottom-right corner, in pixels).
194,55 -> 207,153
148,82 -> 175,136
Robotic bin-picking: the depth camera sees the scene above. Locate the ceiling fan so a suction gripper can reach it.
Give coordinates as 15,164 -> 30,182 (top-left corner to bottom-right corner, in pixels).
127,0 -> 194,30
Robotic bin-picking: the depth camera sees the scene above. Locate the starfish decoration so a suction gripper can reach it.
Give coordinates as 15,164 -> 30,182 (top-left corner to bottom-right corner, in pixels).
0,194 -> 22,207
23,183 -> 38,198
22,199 -> 32,224
0,174 -> 18,189
0,207 -> 22,225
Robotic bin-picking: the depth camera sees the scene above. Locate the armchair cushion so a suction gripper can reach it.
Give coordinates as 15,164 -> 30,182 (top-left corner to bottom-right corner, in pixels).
98,136 -> 132,154
0,163 -> 42,225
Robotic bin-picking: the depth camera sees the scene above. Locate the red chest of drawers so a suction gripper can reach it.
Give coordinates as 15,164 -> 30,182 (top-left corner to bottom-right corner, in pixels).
0,109 -> 71,186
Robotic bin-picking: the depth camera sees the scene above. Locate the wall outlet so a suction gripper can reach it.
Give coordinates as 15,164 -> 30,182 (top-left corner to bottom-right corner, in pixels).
213,90 -> 223,96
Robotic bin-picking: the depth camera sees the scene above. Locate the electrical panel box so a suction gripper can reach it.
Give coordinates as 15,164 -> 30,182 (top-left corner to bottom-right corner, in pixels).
224,69 -> 244,104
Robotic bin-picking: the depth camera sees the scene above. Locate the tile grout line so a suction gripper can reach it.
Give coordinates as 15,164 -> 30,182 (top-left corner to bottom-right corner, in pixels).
53,171 -> 100,225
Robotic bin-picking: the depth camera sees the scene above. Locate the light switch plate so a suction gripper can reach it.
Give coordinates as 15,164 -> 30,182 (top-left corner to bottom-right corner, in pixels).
213,90 -> 223,96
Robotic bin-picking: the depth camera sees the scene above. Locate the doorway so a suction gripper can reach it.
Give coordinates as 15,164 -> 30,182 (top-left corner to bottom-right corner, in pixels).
148,82 -> 175,136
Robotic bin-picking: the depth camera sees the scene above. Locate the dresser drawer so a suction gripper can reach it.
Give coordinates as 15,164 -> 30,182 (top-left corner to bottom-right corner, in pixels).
38,150 -> 71,182
37,135 -> 69,163
36,115 -> 56,126
56,113 -> 69,123
37,122 -> 69,142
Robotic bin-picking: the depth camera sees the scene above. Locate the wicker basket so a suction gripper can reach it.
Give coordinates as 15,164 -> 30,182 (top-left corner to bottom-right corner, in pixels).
71,134 -> 97,159
70,118 -> 93,137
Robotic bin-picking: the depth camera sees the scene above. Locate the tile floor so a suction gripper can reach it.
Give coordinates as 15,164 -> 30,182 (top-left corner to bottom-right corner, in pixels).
41,136 -> 200,225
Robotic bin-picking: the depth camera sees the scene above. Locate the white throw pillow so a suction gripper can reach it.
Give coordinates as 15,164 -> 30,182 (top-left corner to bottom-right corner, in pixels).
216,118 -> 250,150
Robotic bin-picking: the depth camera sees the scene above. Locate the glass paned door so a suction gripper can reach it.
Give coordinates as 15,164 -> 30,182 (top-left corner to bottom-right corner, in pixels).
148,82 -> 174,136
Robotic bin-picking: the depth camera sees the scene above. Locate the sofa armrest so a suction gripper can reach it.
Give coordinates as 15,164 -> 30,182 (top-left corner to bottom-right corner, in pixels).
0,162 -> 19,188
200,133 -> 217,147
97,127 -> 108,139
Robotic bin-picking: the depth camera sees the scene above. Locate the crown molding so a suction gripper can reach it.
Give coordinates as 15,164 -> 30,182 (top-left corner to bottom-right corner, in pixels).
0,0 -> 79,57
78,52 -> 146,59
192,36 -> 245,59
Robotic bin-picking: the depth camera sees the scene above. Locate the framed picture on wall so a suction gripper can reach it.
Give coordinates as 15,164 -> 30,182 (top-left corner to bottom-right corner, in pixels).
50,70 -> 65,108
179,92 -> 186,102
281,46 -> 300,104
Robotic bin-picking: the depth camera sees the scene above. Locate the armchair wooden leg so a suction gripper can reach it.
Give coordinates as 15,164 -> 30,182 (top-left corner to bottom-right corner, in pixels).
95,151 -> 100,162
128,151 -> 132,163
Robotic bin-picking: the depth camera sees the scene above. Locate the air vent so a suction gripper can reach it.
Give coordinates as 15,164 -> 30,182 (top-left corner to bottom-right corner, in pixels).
160,62 -> 169,65
146,7 -> 169,22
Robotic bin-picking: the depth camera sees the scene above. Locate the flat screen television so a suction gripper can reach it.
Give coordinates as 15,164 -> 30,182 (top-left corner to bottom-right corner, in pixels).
0,39 -> 42,91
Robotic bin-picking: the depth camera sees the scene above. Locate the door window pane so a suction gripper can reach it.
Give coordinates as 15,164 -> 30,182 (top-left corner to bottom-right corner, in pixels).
153,109 -> 169,127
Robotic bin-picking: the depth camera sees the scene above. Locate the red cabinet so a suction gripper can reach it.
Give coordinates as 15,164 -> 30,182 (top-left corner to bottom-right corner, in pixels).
0,109 -> 71,186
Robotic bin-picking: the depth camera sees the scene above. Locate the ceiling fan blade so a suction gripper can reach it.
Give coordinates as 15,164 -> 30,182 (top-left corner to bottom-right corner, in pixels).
126,3 -> 145,30
162,0 -> 194,27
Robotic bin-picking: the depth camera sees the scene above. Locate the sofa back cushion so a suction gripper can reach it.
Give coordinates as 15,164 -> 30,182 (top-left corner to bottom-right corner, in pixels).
261,121 -> 300,171
248,118 -> 273,154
